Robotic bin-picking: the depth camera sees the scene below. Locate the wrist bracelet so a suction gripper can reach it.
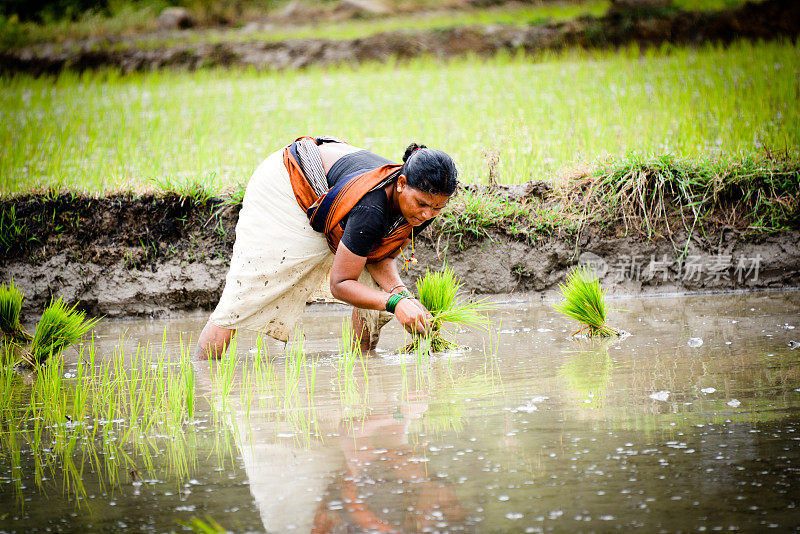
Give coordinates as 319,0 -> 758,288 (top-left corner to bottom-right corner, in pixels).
386,293 -> 407,314
389,284 -> 407,293
396,289 -> 414,300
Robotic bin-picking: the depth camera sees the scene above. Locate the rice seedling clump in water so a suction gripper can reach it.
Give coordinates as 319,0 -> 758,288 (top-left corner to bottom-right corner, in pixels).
403,266 -> 495,353
553,266 -> 618,338
0,282 -> 31,343
25,297 -> 100,366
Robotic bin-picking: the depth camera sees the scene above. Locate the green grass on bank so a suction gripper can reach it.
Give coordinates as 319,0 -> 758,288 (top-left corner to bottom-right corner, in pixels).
0,2 -> 166,49
0,0 -> 759,50
2,39 -> 797,195
2,154 -> 795,263
437,153 -> 799,247
569,153 -> 800,235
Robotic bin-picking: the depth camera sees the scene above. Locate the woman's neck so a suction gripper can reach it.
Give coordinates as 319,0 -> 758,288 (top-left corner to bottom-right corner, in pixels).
385,182 -> 400,214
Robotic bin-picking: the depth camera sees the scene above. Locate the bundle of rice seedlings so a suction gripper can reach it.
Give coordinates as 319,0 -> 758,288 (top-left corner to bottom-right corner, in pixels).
0,282 -> 31,343
553,266 -> 618,337
401,266 -> 495,353
23,297 -> 99,367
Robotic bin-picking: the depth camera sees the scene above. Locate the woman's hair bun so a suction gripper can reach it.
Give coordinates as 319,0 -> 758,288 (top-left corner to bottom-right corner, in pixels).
400,142 -> 458,196
402,143 -> 428,163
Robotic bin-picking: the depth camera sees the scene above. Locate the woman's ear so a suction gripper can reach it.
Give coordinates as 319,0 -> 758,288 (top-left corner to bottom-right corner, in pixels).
397,174 -> 408,192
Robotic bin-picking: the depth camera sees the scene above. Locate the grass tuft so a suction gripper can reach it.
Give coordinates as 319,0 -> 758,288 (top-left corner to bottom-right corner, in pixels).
438,189 -> 579,247
0,282 -> 31,343
0,206 -> 31,255
438,190 -> 515,242
402,266 -> 495,353
221,180 -> 247,207
553,266 -> 618,338
25,297 -> 100,366
562,153 -> 800,251
153,173 -> 219,206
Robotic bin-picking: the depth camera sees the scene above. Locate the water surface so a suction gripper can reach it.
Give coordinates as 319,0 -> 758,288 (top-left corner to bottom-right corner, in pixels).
2,291 -> 799,532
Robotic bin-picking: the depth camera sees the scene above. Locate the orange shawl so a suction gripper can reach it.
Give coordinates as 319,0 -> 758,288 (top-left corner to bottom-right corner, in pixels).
283,137 -> 412,263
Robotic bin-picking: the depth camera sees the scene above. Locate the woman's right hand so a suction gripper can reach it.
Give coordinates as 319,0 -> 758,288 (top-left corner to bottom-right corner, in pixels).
394,298 -> 432,335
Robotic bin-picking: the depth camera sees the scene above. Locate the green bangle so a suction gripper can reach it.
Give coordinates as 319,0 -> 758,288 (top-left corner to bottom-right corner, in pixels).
396,289 -> 414,300
386,293 -> 406,314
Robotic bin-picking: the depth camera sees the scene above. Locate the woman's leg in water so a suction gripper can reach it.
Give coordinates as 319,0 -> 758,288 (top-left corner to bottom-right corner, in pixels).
352,307 -> 378,352
195,321 -> 236,360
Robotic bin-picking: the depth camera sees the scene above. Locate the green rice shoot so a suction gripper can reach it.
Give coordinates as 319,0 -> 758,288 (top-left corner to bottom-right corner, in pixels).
25,297 -> 100,366
0,282 -> 31,343
402,266 -> 495,353
553,266 -> 618,338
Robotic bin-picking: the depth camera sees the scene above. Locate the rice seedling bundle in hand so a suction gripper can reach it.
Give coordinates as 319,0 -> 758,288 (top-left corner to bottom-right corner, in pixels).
24,297 -> 100,367
553,266 -> 618,338
402,266 -> 495,353
0,282 -> 32,343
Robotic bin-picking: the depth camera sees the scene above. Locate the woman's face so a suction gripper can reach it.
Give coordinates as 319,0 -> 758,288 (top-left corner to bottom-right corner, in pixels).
397,175 -> 451,226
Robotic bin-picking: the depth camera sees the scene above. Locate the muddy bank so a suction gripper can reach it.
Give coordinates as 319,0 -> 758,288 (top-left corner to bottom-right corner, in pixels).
1,191 -> 798,318
1,0 -> 796,75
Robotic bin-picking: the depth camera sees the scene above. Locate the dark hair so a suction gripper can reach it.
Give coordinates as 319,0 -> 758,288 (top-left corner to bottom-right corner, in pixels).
400,143 -> 458,196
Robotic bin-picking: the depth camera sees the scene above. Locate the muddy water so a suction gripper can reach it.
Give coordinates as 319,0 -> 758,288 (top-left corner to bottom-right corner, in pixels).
2,291 -> 800,533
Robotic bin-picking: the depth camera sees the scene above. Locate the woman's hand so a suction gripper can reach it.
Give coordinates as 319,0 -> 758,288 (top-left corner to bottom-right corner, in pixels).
394,297 -> 433,334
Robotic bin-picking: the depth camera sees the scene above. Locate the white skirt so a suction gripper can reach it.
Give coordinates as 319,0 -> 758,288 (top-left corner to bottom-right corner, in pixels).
210,148 -> 392,342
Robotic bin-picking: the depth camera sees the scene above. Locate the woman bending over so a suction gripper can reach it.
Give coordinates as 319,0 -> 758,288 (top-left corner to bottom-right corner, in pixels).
195,137 -> 458,359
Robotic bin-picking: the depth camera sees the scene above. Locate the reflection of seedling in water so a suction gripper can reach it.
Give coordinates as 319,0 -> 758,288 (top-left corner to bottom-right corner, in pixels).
420,373 -> 503,435
179,515 -> 227,534
337,319 -> 368,408
402,266 -> 495,353
0,282 -> 31,343
553,266 -> 618,337
560,346 -> 613,408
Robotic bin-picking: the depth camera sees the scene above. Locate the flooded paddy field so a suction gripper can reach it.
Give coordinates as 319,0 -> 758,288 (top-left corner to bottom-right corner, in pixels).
2,290 -> 800,532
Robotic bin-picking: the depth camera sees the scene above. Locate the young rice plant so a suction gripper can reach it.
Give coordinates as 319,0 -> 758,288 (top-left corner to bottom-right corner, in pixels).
0,282 -> 31,343
24,297 -> 100,367
403,266 -> 495,353
553,266 -> 618,337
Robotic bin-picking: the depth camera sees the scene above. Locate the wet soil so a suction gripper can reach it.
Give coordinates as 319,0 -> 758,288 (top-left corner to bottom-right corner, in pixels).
1,0 -> 797,75
1,189 -> 798,318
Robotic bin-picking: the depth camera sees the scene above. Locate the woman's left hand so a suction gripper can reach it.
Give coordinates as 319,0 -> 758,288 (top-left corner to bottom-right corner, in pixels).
394,297 -> 433,334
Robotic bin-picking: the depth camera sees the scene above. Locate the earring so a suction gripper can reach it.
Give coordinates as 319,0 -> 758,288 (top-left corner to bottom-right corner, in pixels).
397,186 -> 403,192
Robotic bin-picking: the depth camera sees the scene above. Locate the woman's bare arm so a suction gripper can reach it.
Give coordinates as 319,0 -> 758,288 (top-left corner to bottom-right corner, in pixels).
330,243 -> 389,310
330,243 -> 430,332
364,240 -> 409,292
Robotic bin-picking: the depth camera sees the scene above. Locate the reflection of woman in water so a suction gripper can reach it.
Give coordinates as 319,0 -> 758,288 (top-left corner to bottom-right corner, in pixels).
195,137 -> 458,359
194,352 -> 467,532
312,404 -> 466,533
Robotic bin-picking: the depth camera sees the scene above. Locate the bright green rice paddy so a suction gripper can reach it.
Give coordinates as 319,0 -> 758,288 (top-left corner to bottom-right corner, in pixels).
1,39 -> 798,194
